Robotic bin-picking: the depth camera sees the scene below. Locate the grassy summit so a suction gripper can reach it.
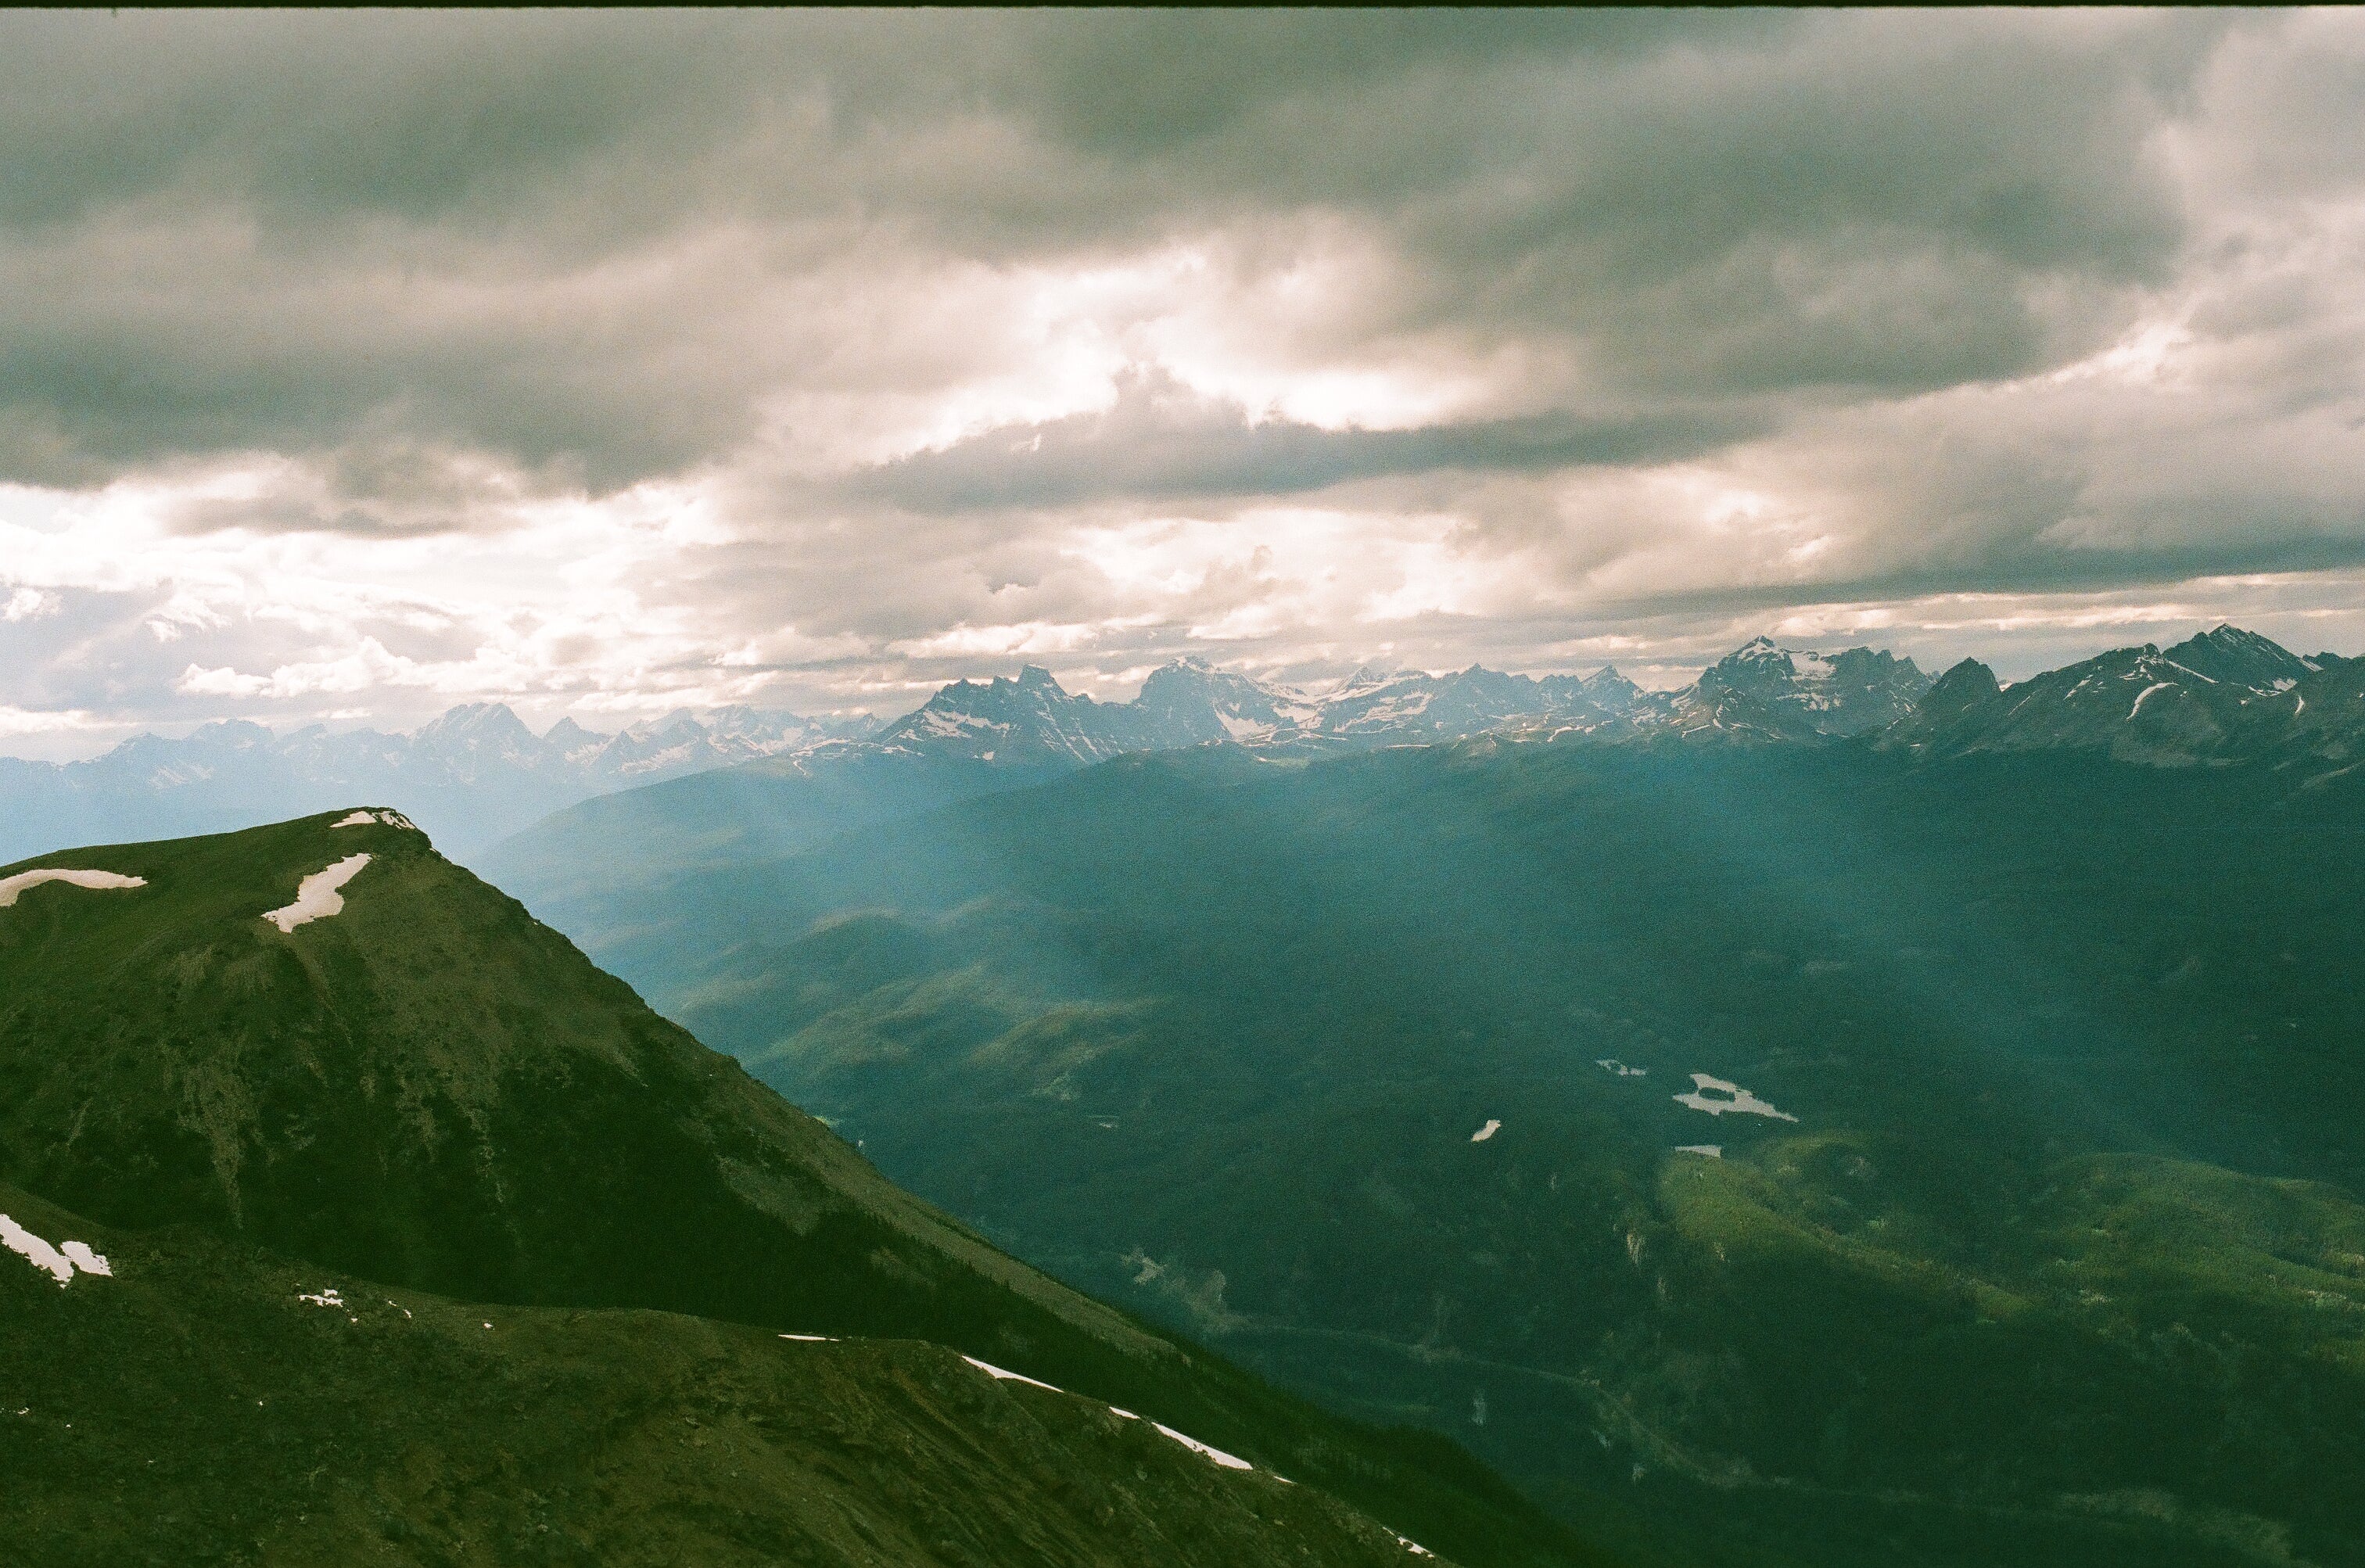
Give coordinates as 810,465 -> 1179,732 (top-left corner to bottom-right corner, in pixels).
0,810 -> 1620,1568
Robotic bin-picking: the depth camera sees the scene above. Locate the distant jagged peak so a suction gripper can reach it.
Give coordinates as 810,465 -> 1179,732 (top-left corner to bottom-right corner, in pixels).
1929,656 -> 2002,701
1136,656 -> 1291,700
1136,656 -> 1229,691
618,707 -> 708,742
1563,664 -> 1642,706
908,665 -> 1078,707
1910,658 -> 2004,733
1713,634 -> 1926,682
412,701 -> 537,748
2160,623 -> 2318,691
1707,637 -> 1814,690
1679,633 -> 1932,741
701,705 -> 822,745
541,715 -> 607,747
185,717 -> 277,748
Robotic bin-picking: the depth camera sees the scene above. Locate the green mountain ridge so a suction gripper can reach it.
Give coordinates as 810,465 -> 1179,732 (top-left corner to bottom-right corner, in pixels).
0,809 -> 1620,1568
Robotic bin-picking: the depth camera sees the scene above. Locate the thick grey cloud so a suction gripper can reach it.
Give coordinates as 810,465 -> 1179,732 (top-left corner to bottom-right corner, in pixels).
851,371 -> 1765,511
1,9 -> 2363,748
0,10 -> 2232,485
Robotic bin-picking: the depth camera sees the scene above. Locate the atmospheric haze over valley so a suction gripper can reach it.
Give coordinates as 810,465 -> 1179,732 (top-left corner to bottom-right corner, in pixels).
9,10 -> 2365,1568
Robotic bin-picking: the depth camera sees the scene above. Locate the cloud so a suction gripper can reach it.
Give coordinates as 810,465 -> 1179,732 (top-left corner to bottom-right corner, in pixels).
2,587 -> 55,622
1,11 -> 2364,750
0,11 -> 2225,488
852,370 -> 1761,511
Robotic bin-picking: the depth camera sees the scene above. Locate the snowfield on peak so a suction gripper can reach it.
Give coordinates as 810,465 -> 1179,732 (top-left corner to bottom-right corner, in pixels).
333,809 -> 418,831
0,867 -> 146,908
261,853 -> 371,933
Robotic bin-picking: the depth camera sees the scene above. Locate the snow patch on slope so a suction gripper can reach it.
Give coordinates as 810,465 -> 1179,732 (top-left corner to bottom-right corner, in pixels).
261,853 -> 371,933
0,868 -> 146,908
2,1215 -> 109,1286
1154,1421 -> 1254,1470
963,1355 -> 1062,1393
959,1353 -> 1257,1473
1674,1073 -> 1798,1121
333,809 -> 418,831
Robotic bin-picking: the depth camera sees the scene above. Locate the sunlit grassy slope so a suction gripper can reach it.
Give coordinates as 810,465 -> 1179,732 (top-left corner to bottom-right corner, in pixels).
0,810 -> 1622,1568
490,740 -> 2365,1567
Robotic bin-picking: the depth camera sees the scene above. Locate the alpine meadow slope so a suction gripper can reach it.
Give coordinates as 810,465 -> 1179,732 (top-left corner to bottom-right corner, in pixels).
0,810 -> 1626,1568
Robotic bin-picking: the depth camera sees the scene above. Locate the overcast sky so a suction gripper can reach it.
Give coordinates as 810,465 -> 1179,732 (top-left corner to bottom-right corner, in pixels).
5,9 -> 2365,755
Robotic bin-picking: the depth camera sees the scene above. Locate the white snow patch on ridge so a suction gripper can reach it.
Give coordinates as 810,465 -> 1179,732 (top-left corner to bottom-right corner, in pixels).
1596,1058 -> 1647,1077
1674,1073 -> 1798,1121
957,1355 -> 1256,1473
2,1215 -> 109,1286
1675,1145 -> 1724,1159
962,1355 -> 1062,1393
0,868 -> 145,908
1154,1421 -> 1254,1470
333,809 -> 418,831
1471,1119 -> 1502,1142
262,854 -> 371,932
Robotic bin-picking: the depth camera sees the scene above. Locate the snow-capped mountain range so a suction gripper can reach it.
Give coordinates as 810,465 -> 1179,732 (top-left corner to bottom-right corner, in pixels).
1887,623 -> 2356,767
7,624 -> 2361,864
870,655 -> 1670,767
